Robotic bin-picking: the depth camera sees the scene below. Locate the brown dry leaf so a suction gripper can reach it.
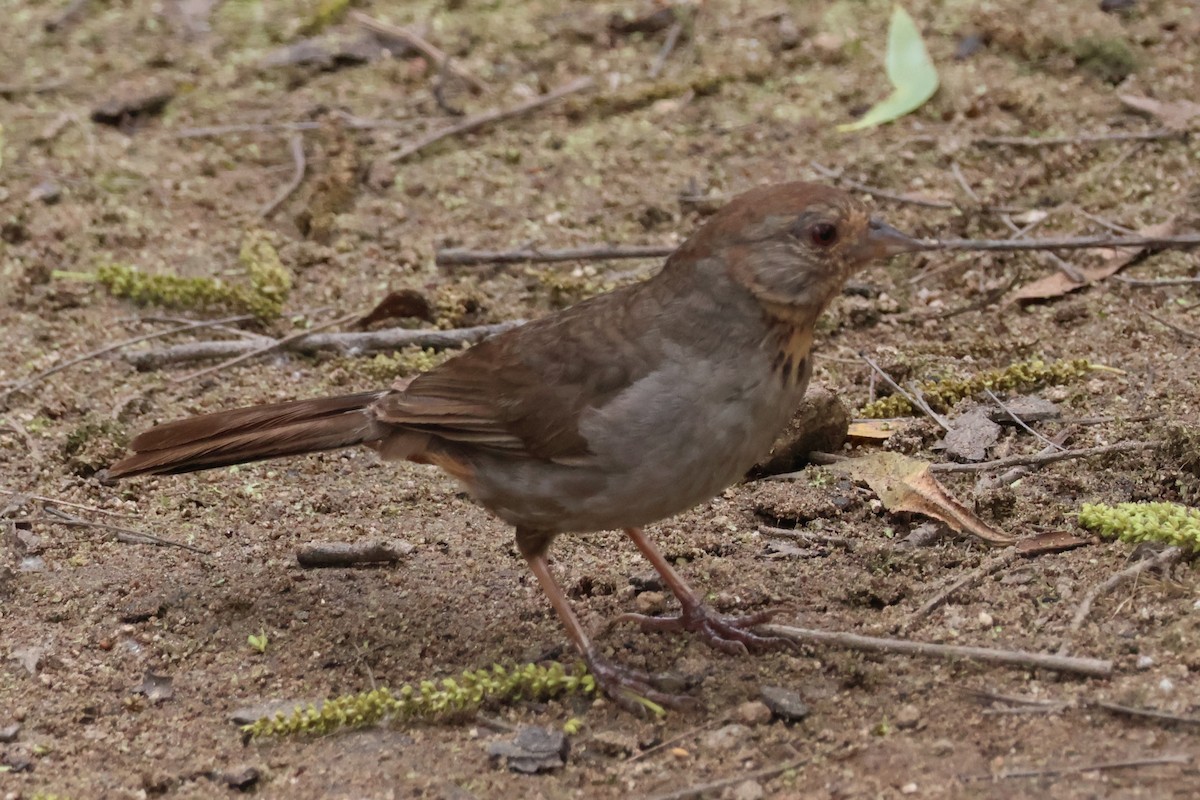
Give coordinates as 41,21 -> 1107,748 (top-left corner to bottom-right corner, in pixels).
847,419 -> 900,442
1118,94 -> 1200,132
1011,220 -> 1176,303
827,452 -> 1015,546
1015,530 -> 1093,556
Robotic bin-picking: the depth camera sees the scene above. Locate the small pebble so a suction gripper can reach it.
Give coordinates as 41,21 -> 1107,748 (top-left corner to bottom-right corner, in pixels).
700,723 -> 750,752
1136,655 -> 1155,670
759,686 -> 810,723
222,766 -> 261,790
589,730 -> 636,757
670,747 -> 689,759
1158,678 -> 1175,694
901,782 -> 918,795
634,591 -> 666,615
977,611 -> 994,628
735,700 -> 773,727
0,724 -> 19,743
895,704 -> 921,730
732,779 -> 765,800
932,739 -> 955,756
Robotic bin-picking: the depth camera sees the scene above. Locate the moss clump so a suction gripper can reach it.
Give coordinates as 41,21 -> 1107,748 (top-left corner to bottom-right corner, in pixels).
858,357 -> 1097,418
1079,502 -> 1200,551
345,346 -> 451,381
244,662 -> 595,738
1072,36 -> 1137,84
299,0 -> 355,36
76,230 -> 291,321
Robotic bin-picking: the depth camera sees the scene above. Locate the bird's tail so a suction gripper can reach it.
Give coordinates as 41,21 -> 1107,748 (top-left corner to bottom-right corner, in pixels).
108,391 -> 389,477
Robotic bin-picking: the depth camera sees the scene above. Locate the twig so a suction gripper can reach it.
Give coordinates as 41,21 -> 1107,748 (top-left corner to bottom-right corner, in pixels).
648,20 -> 685,79
757,623 -> 1112,677
921,233 -> 1200,252
172,311 -> 359,383
908,549 -> 1021,625
1076,209 -> 1138,236
999,211 -> 1085,283
758,525 -> 857,552
1057,546 -> 1183,656
259,133 -> 306,218
906,381 -> 952,431
955,129 -> 1181,148
950,161 -> 980,203
975,429 -> 1073,492
858,354 -> 949,431
1092,700 -> 1200,728
352,11 -> 486,94
0,490 -> 136,518
625,717 -> 725,763
961,754 -> 1190,782
983,388 -> 1066,452
45,0 -> 90,32
431,55 -> 465,117
41,506 -> 209,555
961,687 -> 1067,709
809,162 -> 1024,214
0,314 -> 255,404
437,243 -> 673,267
643,758 -> 807,800
296,540 -> 411,568
123,320 -> 523,370
1142,310 -> 1200,343
1115,275 -> 1200,287
387,77 -> 595,163
930,441 -> 1158,474
0,78 -> 70,96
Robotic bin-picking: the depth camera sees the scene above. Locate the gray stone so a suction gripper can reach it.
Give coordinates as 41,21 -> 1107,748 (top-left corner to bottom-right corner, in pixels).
487,726 -> 569,773
760,686 -> 810,722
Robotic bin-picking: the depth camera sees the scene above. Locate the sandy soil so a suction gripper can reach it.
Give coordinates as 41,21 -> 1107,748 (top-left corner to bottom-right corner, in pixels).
2,1 -> 1199,798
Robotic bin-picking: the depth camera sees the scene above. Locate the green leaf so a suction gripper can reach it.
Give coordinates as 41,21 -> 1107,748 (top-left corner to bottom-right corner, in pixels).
838,5 -> 939,132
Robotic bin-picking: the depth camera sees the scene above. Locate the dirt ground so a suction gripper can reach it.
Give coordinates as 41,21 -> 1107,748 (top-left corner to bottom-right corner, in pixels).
2,1 -> 1199,798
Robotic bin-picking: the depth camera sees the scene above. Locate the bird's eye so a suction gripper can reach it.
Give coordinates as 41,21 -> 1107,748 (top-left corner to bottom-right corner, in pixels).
809,223 -> 838,247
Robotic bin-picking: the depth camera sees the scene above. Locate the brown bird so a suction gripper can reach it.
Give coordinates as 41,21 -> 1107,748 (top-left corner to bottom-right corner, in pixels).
109,182 -> 921,707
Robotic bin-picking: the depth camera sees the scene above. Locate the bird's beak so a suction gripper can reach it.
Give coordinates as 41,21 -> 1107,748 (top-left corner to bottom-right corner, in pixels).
855,218 -> 926,261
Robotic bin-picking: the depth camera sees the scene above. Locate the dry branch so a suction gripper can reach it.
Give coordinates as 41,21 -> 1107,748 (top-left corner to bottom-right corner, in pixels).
922,234 -> 1200,252
352,12 -> 486,94
387,77 -> 594,163
259,133 -> 306,218
757,623 -> 1112,677
930,441 -> 1158,474
296,540 -> 411,568
123,321 -> 523,370
437,244 -> 674,267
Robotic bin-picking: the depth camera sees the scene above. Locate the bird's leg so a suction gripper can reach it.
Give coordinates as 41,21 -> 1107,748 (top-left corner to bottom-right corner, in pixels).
524,550 -> 695,712
615,527 -> 793,656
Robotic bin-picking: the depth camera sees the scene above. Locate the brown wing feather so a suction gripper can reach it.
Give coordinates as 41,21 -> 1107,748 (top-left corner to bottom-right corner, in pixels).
373,282 -> 667,462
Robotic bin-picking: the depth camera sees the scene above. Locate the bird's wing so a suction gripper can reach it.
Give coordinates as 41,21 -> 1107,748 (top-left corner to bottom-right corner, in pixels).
372,286 -> 661,463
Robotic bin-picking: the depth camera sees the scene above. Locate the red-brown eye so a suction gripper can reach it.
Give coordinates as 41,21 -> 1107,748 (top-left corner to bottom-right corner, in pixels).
810,223 -> 838,247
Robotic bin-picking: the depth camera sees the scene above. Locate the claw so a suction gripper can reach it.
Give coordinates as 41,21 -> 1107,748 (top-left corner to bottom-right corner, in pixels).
614,604 -> 797,655
585,654 -> 700,715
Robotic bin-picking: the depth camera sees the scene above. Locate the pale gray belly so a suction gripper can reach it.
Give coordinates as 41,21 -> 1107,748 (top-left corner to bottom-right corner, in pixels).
465,350 -> 808,533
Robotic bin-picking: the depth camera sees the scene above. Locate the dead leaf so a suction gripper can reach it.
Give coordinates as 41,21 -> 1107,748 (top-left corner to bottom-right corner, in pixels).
1119,94 -> 1200,132
937,409 -> 1001,462
1011,220 -> 1175,303
828,452 -> 1015,546
1015,530 -> 1094,556
847,419 -> 900,442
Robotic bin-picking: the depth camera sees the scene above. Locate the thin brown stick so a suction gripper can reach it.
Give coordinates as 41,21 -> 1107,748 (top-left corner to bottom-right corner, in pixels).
961,754 -> 1191,782
983,388 -> 1066,452
648,20 -> 685,79
1142,310 -> 1200,343
0,314 -> 255,404
1092,700 -> 1200,727
0,490 -> 135,518
975,429 -> 1074,492
41,506 -> 209,554
624,717 -> 725,763
972,129 -> 1179,147
858,353 -> 948,431
387,77 -> 594,163
259,133 -> 306,218
124,320 -> 523,370
930,441 -> 1158,474
643,758 -> 807,800
908,549 -> 1021,625
999,210 -> 1085,283
172,311 -> 359,383
758,525 -> 857,552
810,161 -> 1024,214
1115,275 -> 1200,287
437,243 -> 673,267
1057,546 -> 1183,656
352,11 -> 486,94
296,540 -> 411,568
757,623 -> 1112,677
922,233 -> 1200,252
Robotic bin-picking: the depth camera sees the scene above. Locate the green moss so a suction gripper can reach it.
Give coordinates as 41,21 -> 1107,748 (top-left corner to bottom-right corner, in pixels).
1079,502 -> 1200,551
858,358 -> 1098,418
346,346 -> 451,381
244,662 -> 596,738
299,0 -> 355,35
1073,36 -> 1137,84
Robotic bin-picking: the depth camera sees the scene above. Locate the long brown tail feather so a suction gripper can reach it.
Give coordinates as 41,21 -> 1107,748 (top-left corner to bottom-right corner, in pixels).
110,391 -> 389,477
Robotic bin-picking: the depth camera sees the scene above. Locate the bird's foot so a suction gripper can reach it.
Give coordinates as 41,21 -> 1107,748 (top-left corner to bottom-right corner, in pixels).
584,653 -> 700,716
614,604 -> 793,656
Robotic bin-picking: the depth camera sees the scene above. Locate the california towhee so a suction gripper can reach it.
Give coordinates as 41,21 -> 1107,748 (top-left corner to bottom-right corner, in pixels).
110,182 -> 920,707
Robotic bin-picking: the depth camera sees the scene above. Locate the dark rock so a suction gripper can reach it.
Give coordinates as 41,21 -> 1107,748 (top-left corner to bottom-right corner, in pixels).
487,726 -> 569,773
749,387 -> 851,478
222,765 -> 262,790
760,686 -> 810,722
